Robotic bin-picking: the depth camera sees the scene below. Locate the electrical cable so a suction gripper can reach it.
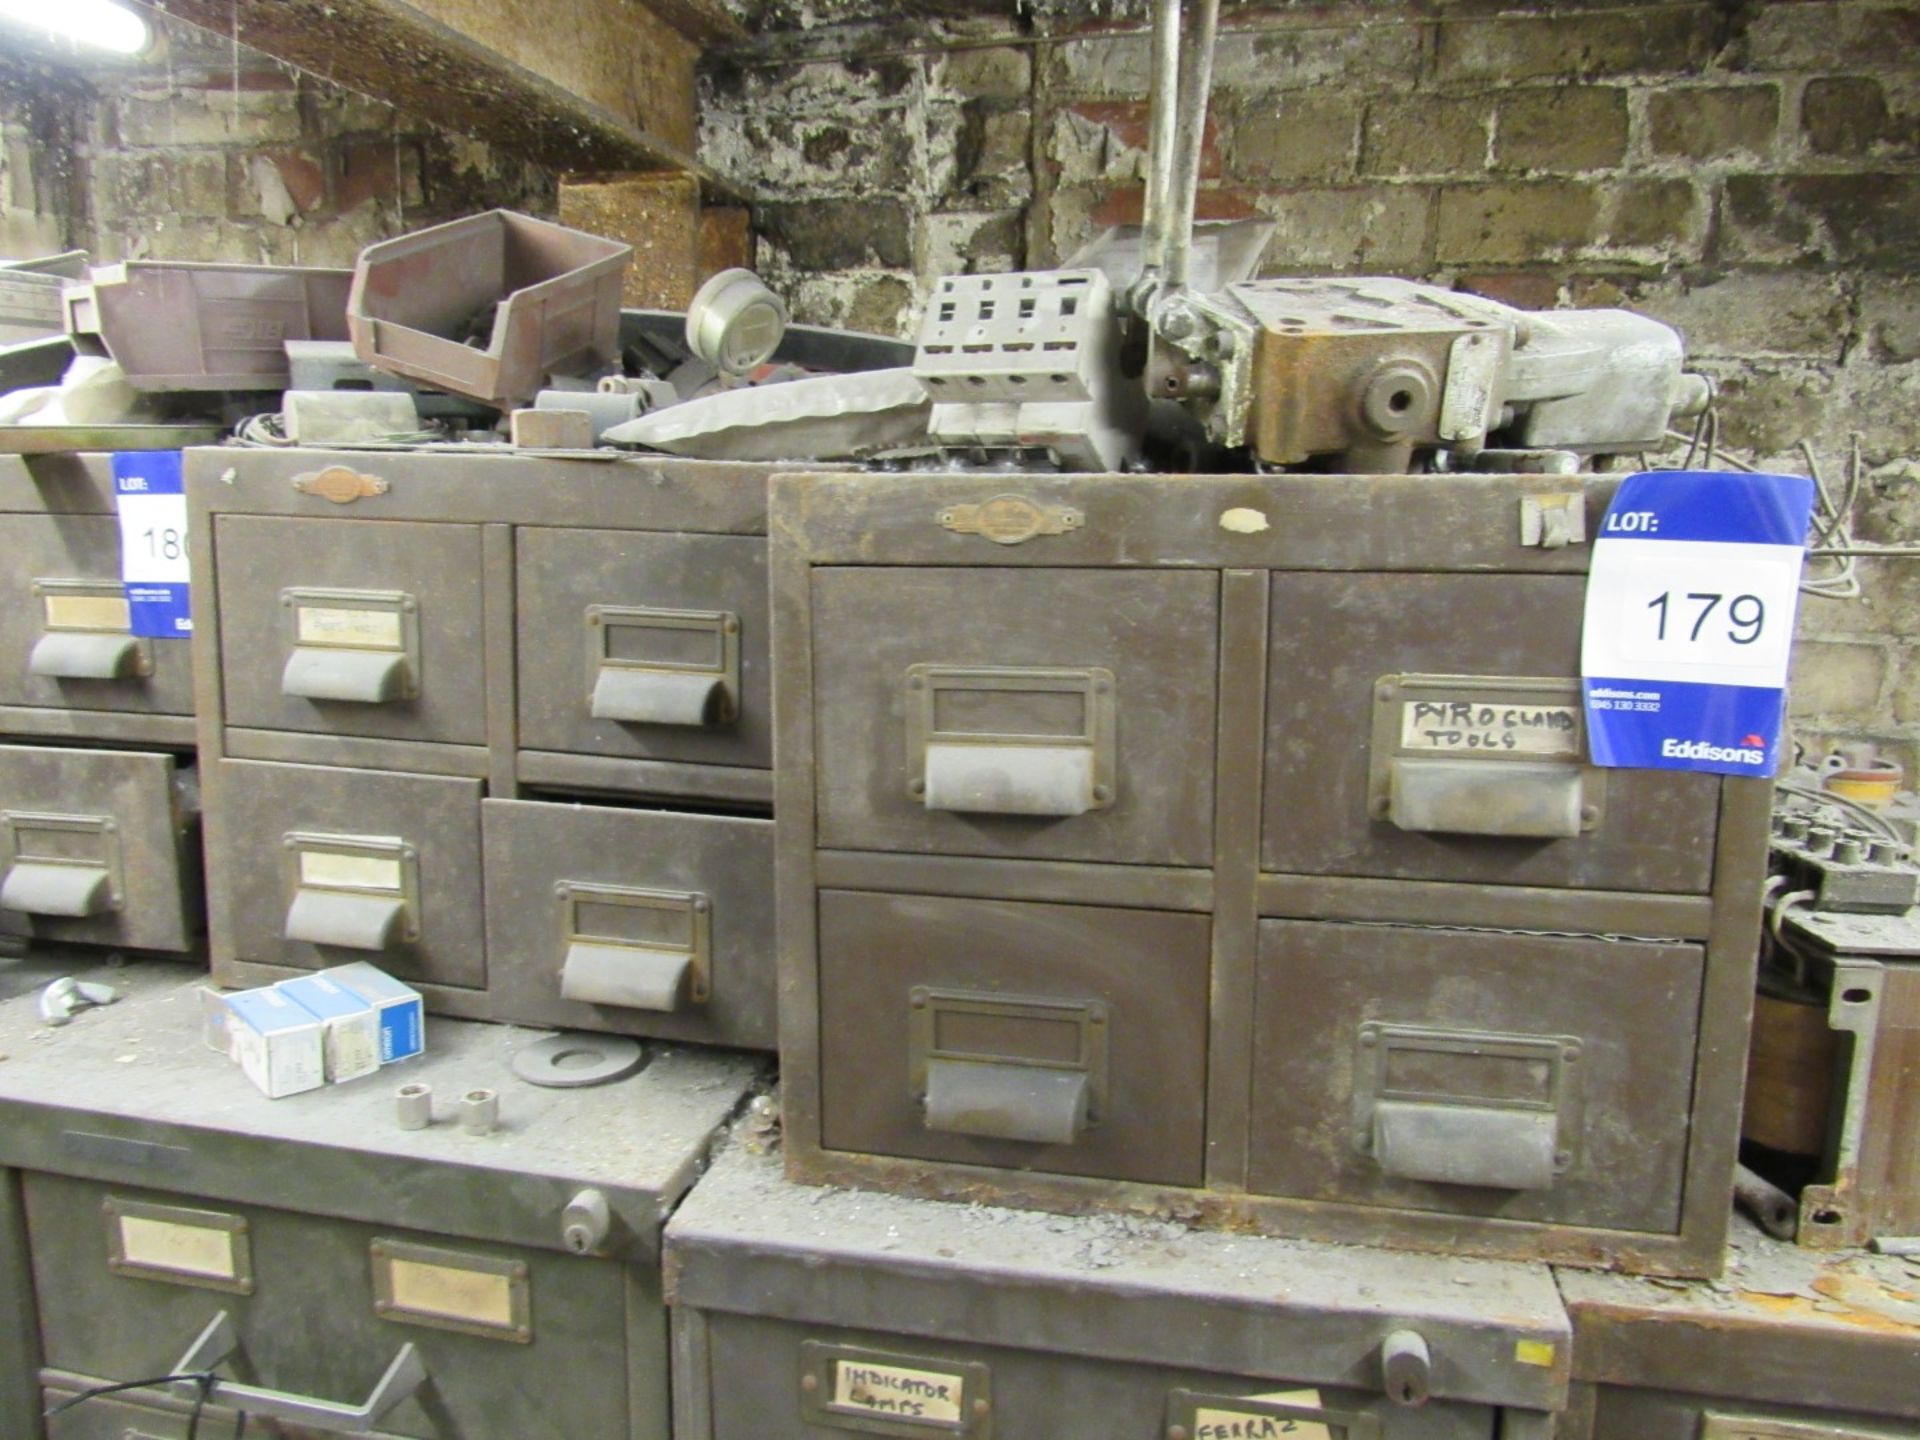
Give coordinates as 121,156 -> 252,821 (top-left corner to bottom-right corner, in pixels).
44,1369 -> 244,1439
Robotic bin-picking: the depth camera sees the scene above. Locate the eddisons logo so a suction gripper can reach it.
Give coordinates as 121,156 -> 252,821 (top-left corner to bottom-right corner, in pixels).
1661,737 -> 1766,766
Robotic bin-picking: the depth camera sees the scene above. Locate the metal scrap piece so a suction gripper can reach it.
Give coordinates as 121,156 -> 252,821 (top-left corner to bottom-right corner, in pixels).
39,976 -> 118,1027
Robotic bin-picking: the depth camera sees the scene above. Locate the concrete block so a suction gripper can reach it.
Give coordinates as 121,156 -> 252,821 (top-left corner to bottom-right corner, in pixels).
1495,86 -> 1630,173
511,408 -> 594,450
1360,93 -> 1488,178
1645,86 -> 1780,161
1435,180 -> 1601,264
1789,638 -> 1888,719
1228,92 -> 1363,183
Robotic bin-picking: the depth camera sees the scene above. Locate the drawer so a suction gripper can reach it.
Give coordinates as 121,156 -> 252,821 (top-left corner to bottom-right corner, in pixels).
700,1314 -> 1494,1440
0,744 -> 200,953
1263,573 -> 1719,894
0,515 -> 195,718
211,759 -> 484,991
27,1173 -> 643,1440
811,568 -> 1219,867
516,526 -> 770,775
483,798 -> 775,1049
43,1382 -> 252,1440
1590,1388 -> 1914,1440
818,891 -> 1209,1186
214,514 -> 487,748
1248,920 -> 1704,1233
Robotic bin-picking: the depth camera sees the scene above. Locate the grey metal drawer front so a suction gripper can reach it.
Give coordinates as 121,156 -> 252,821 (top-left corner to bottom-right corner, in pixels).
812,567 -> 1219,866
212,759 -> 484,990
1591,1389 -> 1916,1440
483,798 -> 776,1049
0,515 -> 194,717
0,745 -> 199,953
1249,920 -> 1704,1233
27,1173 -> 638,1440
1263,572 -> 1719,894
516,526 -> 771,771
703,1316 -> 1494,1440
818,891 -> 1210,1186
215,514 -> 486,747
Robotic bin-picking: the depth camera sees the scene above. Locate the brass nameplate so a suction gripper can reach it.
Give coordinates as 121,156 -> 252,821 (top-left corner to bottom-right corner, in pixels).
939,494 -> 1082,545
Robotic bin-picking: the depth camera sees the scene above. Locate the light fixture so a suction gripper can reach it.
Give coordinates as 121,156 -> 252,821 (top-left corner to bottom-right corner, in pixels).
0,0 -> 151,55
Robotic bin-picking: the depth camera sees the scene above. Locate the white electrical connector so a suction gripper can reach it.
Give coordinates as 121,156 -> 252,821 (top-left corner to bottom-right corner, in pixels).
913,269 -> 1146,472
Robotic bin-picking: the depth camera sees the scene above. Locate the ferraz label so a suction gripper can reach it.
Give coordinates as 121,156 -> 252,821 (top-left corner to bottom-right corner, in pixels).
1581,470 -> 1814,777
1192,1390 -> 1333,1440
113,451 -> 191,638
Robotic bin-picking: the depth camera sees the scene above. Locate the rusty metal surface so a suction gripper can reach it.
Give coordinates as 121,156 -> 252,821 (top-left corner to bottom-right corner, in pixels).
1560,1215 -> 1920,1423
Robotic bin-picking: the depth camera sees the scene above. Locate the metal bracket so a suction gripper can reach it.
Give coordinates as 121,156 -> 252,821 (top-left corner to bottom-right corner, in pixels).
1797,957 -> 1884,1249
170,1310 -> 427,1433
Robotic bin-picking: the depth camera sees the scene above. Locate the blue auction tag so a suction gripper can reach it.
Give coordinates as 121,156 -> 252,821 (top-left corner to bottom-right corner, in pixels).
1581,470 -> 1814,777
113,451 -> 192,638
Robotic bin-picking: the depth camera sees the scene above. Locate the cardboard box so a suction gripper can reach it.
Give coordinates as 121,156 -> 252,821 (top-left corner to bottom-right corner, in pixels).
224,987 -> 326,1098
276,973 -> 382,1083
318,962 -> 425,1064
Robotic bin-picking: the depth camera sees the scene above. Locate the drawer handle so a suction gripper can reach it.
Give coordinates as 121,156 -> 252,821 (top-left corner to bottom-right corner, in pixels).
0,859 -> 112,917
1,810 -> 121,917
925,1058 -> 1089,1145
556,882 -> 710,1010
285,889 -> 407,950
282,833 -> 419,950
905,664 -> 1116,817
282,647 -> 411,704
1388,757 -> 1585,839
29,631 -> 145,681
1354,1023 -> 1581,1191
585,605 -> 739,729
171,1310 -> 427,1434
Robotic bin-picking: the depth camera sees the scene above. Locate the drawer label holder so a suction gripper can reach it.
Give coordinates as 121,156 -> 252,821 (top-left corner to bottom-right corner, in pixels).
1171,1388 -> 1374,1440
104,1196 -> 253,1294
800,1343 -> 990,1440
371,1239 -> 531,1343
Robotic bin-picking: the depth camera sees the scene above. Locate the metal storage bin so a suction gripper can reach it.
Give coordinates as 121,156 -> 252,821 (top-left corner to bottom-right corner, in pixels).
0,960 -> 759,1440
1558,1221 -> 1920,1439
0,744 -> 200,954
772,471 -> 1771,1275
668,1141 -> 1572,1440
0,454 -> 195,749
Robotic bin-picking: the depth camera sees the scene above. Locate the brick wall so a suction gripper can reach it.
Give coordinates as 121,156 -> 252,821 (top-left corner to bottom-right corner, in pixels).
2,12 -> 555,269
702,0 -> 1920,770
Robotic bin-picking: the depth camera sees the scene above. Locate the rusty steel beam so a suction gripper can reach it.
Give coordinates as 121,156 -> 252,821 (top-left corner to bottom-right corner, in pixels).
140,0 -> 751,198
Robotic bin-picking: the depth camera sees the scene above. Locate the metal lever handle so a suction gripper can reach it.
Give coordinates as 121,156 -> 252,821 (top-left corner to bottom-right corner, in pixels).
171,1311 -> 428,1433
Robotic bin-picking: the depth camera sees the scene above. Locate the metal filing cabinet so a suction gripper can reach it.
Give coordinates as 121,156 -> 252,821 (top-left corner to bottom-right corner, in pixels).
0,454 -> 203,957
0,957 -> 759,1440
772,471 -> 1771,1275
1558,1219 -> 1920,1439
187,446 -> 779,1044
668,1141 -> 1572,1440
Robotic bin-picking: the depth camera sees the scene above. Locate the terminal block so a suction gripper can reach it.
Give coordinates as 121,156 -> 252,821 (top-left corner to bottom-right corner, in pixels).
913,270 -> 1147,472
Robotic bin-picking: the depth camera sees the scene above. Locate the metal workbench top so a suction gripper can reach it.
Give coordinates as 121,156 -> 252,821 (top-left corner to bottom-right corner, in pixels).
667,1134 -> 1572,1413
1558,1217 -> 1920,1421
0,955 -> 763,1258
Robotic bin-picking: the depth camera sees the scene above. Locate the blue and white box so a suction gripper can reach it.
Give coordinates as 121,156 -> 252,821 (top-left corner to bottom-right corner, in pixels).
223,987 -> 326,1098
276,973 -> 382,1083
318,962 -> 425,1064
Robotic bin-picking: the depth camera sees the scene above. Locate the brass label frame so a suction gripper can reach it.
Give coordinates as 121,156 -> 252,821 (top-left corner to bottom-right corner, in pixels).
370,1238 -> 531,1343
798,1341 -> 990,1440
104,1196 -> 253,1295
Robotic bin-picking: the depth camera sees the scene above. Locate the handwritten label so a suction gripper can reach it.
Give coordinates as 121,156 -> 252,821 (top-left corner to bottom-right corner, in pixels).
387,1257 -> 515,1327
297,605 -> 403,650
1400,700 -> 1581,756
1193,1390 -> 1333,1440
118,1214 -> 238,1281
832,1361 -> 964,1425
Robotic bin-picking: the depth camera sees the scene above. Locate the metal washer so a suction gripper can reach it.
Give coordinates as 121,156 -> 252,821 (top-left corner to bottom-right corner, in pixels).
512,1032 -> 647,1089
